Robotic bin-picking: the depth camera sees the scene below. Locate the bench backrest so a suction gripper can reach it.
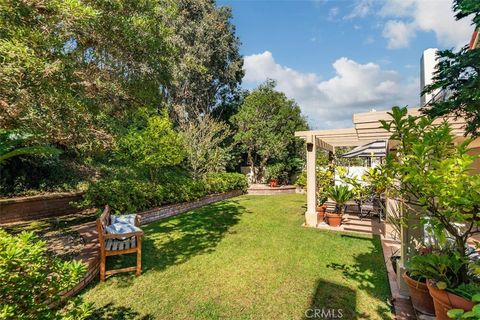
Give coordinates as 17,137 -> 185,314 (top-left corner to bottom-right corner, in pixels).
96,205 -> 111,246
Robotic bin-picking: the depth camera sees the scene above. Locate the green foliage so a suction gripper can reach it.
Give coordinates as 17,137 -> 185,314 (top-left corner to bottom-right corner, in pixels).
0,230 -> 91,319
231,80 -> 308,183
448,294 -> 480,319
326,185 -> 353,210
81,171 -> 247,214
117,112 -> 184,181
422,0 -> 480,136
166,0 -> 244,121
264,163 -> 288,183
377,106 -> 480,283
0,129 -> 61,165
0,0 -> 174,153
407,251 -> 466,287
294,171 -> 307,188
316,166 -> 334,206
180,115 -> 233,179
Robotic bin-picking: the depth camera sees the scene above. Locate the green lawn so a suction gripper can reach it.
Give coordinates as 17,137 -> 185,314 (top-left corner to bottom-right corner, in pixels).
82,194 -> 392,319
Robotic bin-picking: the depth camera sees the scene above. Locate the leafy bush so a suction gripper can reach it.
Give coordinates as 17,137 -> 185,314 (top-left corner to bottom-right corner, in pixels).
116,113 -> 185,181
0,230 -> 90,319
264,163 -> 288,184
82,172 -> 248,214
326,185 -> 353,211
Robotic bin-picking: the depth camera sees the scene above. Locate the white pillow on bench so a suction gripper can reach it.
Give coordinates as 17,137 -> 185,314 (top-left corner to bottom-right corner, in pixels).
111,214 -> 136,226
106,222 -> 142,235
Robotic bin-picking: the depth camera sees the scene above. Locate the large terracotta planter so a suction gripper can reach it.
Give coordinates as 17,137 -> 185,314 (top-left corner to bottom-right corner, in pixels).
402,273 -> 435,315
326,212 -> 343,227
427,280 -> 474,320
316,205 -> 327,224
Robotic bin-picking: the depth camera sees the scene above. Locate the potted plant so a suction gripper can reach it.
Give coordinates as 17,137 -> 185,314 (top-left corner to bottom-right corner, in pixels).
404,250 -> 479,320
316,194 -> 327,224
325,185 -> 352,227
447,294 -> 480,319
316,166 -> 333,224
402,252 -> 437,316
265,163 -> 285,187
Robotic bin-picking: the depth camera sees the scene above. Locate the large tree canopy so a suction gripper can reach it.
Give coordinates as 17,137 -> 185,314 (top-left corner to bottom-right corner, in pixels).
422,0 -> 480,136
0,0 -> 174,153
231,80 -> 308,182
164,0 -> 244,123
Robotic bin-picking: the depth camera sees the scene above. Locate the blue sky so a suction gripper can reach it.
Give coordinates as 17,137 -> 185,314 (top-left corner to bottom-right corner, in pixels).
218,0 -> 475,129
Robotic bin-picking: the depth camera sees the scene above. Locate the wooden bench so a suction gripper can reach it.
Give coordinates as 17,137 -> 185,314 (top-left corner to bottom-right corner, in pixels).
96,205 -> 144,281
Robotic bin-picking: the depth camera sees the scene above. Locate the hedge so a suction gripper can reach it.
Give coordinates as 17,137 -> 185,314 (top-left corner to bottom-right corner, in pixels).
81,172 -> 248,214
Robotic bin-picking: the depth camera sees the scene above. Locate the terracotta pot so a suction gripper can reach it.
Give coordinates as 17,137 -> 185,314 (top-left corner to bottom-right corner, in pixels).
269,179 -> 279,187
326,212 -> 343,227
316,205 -> 327,223
426,280 -> 474,320
402,273 -> 435,316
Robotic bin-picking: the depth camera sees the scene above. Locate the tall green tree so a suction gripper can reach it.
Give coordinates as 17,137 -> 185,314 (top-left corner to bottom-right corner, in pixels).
422,0 -> 480,136
231,80 -> 308,183
0,0 -> 174,154
163,0 -> 244,123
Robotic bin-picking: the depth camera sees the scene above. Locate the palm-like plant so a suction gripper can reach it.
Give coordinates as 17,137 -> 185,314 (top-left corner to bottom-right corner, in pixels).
0,130 -> 61,165
326,185 -> 353,213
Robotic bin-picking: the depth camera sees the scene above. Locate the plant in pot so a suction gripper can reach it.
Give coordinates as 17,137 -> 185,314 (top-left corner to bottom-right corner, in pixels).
325,185 -> 352,227
402,249 -> 440,316
374,107 -> 480,319
265,163 -> 286,187
447,293 -> 480,319
406,250 -> 480,320
316,166 -> 333,224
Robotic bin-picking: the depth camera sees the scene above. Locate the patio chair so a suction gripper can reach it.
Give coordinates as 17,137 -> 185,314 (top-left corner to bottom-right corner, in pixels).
359,196 -> 384,222
96,205 -> 144,281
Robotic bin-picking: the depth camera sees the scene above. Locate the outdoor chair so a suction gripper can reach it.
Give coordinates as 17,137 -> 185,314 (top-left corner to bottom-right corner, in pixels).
359,196 -> 384,222
96,205 -> 144,281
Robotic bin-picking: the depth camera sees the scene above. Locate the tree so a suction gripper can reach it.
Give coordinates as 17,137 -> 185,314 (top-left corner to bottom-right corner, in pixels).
231,80 -> 308,183
378,107 -> 480,284
163,0 -> 244,122
117,112 -> 184,181
0,0 -> 174,154
422,0 -> 480,136
180,115 -> 232,179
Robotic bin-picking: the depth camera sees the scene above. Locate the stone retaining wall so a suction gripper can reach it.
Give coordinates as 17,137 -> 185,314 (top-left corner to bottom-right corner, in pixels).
0,192 -> 84,224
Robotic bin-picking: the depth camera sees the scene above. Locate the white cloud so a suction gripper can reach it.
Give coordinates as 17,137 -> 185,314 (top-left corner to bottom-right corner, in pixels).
382,20 -> 414,49
344,0 -> 373,20
243,51 -> 419,129
328,7 -> 339,19
380,0 -> 473,49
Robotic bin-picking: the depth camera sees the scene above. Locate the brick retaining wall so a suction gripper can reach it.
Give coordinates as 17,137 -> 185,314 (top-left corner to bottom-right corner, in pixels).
0,192 -> 84,224
138,189 -> 244,224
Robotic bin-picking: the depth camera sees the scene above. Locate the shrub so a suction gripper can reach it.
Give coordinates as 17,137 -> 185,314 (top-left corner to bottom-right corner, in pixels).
0,230 -> 90,319
82,172 -> 248,214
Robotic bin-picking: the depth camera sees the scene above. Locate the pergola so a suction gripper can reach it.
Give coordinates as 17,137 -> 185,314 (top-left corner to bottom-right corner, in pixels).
294,108 -> 467,228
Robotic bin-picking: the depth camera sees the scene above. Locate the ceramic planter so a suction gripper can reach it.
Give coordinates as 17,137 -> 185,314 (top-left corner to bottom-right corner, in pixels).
326,212 -> 342,227
269,179 -> 279,187
402,273 -> 435,316
426,280 -> 474,320
316,205 -> 327,223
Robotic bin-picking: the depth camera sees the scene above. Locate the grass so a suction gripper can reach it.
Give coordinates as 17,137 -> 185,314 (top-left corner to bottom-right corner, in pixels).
82,194 -> 392,319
